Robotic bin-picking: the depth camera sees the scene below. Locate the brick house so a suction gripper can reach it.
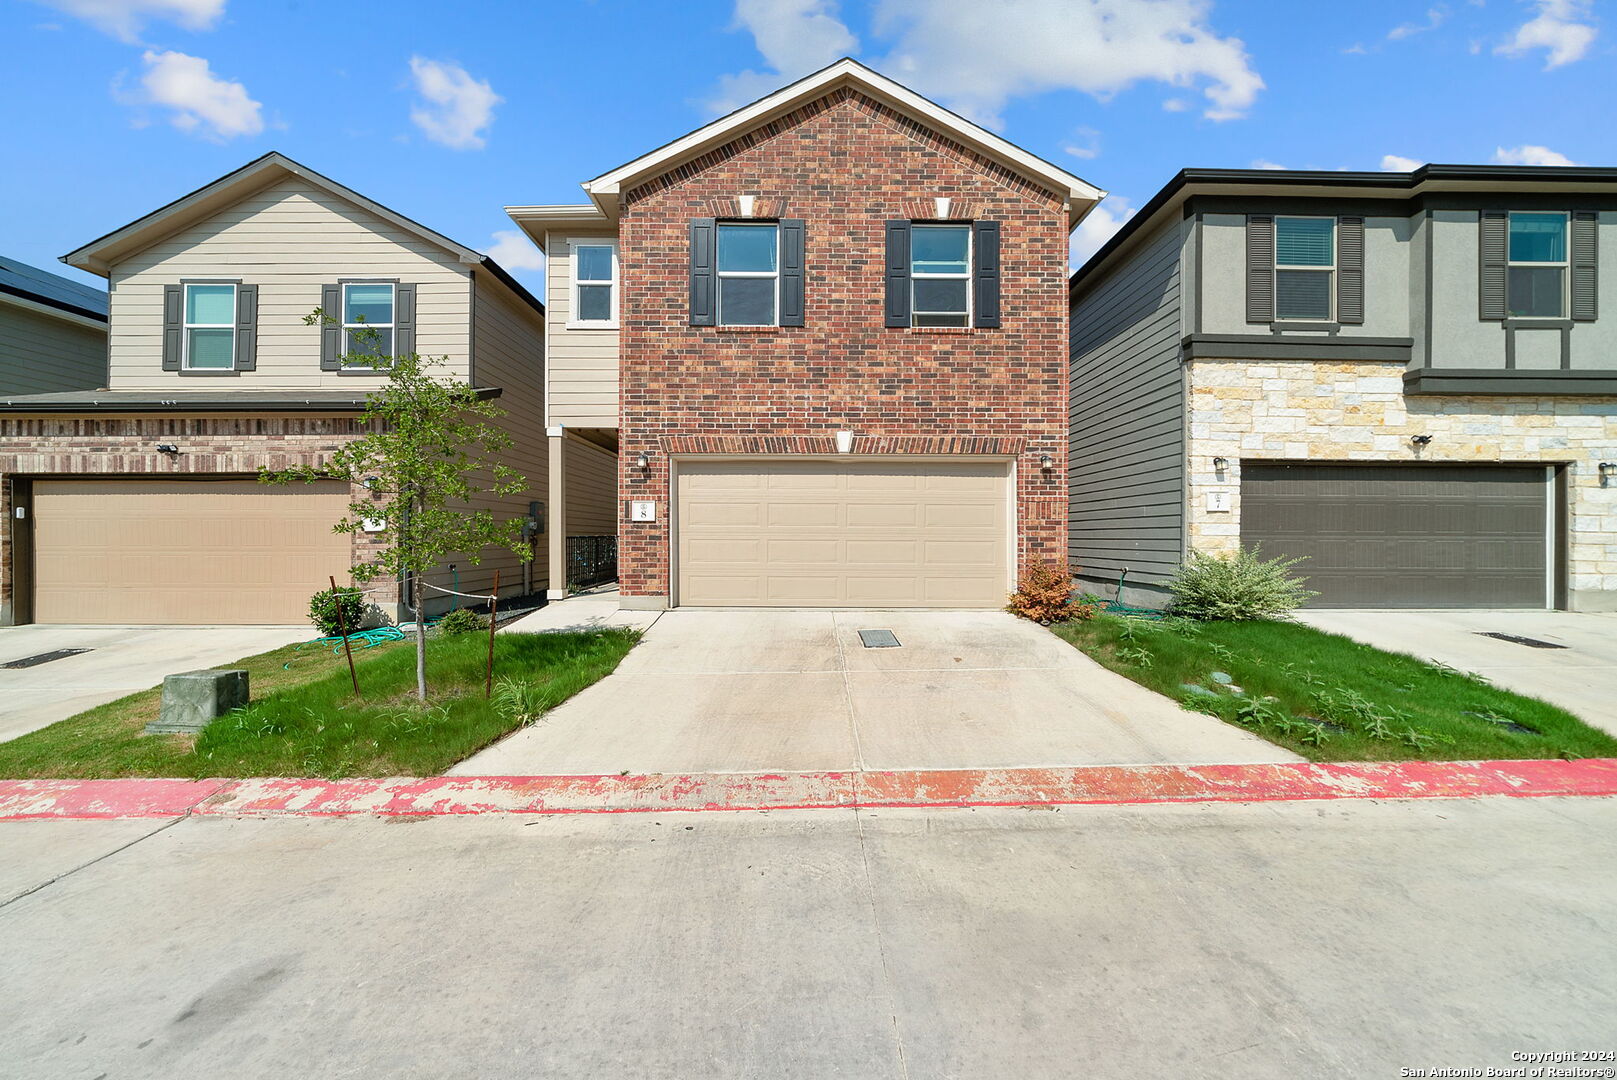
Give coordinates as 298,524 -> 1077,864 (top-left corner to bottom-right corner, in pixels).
507,58 -> 1101,609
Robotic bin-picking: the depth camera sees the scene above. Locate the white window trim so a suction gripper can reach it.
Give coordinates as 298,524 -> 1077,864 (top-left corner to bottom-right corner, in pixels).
181,281 -> 236,371
341,281 -> 396,371
716,222 -> 780,327
567,238 -> 619,330
1506,210 -> 1570,320
1273,215 -> 1336,322
911,222 -> 972,328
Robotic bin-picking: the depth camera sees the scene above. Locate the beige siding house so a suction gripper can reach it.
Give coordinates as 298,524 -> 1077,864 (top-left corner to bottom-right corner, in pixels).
0,256 -> 107,397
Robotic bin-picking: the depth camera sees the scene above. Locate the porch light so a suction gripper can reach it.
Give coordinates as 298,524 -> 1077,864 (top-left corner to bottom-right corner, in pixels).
635,451 -> 650,470
1039,453 -> 1054,471
1212,456 -> 1228,472
155,443 -> 179,455
1600,462 -> 1615,485
1411,435 -> 1433,446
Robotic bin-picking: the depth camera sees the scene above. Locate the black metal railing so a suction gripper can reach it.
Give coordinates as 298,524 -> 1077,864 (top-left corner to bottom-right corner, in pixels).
566,535 -> 618,590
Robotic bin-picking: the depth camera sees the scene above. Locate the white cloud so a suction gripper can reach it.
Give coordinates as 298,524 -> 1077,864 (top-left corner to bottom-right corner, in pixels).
1071,196 -> 1136,266
30,0 -> 225,42
484,230 -> 546,273
1063,126 -> 1101,159
1250,158 -> 1287,170
1161,97 -> 1190,111
1342,42 -> 1370,54
708,0 -> 1265,126
131,49 -> 262,140
1493,144 -> 1580,165
1389,5 -> 1448,40
409,57 -> 502,150
1495,0 -> 1597,68
1381,153 -> 1423,170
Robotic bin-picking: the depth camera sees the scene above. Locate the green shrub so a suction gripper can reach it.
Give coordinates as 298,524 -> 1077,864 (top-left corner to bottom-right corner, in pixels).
436,607 -> 487,635
1168,547 -> 1318,621
308,586 -> 366,638
491,678 -> 550,725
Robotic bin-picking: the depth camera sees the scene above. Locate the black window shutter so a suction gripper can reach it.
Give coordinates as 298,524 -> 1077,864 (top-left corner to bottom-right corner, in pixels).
885,220 -> 911,327
1571,210 -> 1598,322
234,284 -> 258,370
1337,216 -> 1364,325
320,283 -> 342,369
394,283 -> 416,357
162,284 -> 183,371
1245,215 -> 1275,323
1479,211 -> 1507,321
779,219 -> 805,327
973,219 -> 1001,328
689,219 -> 716,326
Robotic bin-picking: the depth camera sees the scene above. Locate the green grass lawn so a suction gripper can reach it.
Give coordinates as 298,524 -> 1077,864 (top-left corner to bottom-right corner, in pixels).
0,629 -> 639,780
1052,614 -> 1617,763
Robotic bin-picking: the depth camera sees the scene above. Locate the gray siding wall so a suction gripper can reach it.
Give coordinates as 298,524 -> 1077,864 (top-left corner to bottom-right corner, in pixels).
1069,218 -> 1185,599
0,303 -> 107,395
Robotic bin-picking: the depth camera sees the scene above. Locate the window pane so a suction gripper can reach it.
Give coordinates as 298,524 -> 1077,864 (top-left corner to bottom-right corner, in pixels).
1276,218 -> 1335,267
912,226 -> 969,274
343,283 -> 393,325
1509,213 -> 1566,263
914,312 -> 969,327
1276,270 -> 1332,319
719,277 -> 776,325
913,277 -> 968,314
187,327 -> 235,368
576,245 -> 613,282
1508,266 -> 1565,317
185,284 -> 235,325
577,284 -> 612,321
717,225 -> 777,273
346,327 -> 394,361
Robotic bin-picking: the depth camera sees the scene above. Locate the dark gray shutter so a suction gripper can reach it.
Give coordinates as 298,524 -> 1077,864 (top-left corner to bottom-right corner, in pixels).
973,219 -> 1001,328
233,284 -> 257,370
394,283 -> 416,357
1337,216 -> 1364,325
1245,215 -> 1275,323
689,219 -> 716,326
162,284 -> 183,371
885,220 -> 911,327
779,218 -> 805,327
1479,210 -> 1507,321
1571,210 -> 1598,322
320,283 -> 342,369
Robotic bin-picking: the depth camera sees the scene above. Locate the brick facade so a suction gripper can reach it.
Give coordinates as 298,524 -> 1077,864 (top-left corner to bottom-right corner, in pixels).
616,88 -> 1071,602
0,414 -> 396,622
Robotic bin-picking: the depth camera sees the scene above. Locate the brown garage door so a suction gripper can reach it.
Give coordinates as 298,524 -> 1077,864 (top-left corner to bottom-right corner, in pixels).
32,478 -> 352,624
676,459 -> 1010,608
1240,463 -> 1550,609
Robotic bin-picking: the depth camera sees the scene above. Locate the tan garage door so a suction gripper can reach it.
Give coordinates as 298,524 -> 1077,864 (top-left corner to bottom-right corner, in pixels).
676,459 -> 1010,608
32,478 -> 352,624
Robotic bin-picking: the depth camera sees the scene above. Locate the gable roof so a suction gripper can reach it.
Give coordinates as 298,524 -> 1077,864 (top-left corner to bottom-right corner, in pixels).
581,58 -> 1104,230
0,255 -> 107,322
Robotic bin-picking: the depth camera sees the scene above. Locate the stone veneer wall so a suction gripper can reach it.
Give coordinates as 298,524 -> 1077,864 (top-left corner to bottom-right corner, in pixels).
1184,359 -> 1617,609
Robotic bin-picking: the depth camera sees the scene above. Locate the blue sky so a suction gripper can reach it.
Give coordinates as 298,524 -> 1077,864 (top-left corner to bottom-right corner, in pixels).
2,0 -> 1609,296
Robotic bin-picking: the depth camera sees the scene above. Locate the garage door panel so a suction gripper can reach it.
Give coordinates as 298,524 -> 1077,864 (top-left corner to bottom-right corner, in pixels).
767,539 -> 843,563
846,503 -> 919,528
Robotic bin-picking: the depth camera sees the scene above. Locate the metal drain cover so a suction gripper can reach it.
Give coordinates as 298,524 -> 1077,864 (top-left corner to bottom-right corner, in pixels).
1476,632 -> 1567,650
2,648 -> 92,669
857,629 -> 901,649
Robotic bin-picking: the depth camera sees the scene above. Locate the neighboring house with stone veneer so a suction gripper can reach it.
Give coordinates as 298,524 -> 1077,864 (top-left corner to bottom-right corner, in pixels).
1070,165 -> 1617,612
0,255 -> 107,396
505,58 -> 1100,610
0,153 -> 583,626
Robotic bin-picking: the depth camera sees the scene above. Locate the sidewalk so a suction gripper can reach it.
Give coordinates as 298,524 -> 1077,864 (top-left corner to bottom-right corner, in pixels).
498,584 -> 662,635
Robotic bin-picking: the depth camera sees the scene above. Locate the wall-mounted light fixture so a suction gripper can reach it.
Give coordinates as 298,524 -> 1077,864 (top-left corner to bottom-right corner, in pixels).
155,443 -> 178,455
1600,462 -> 1615,486
1411,434 -> 1433,447
1039,453 -> 1054,471
363,475 -> 380,490
1212,456 -> 1228,473
634,451 -> 650,470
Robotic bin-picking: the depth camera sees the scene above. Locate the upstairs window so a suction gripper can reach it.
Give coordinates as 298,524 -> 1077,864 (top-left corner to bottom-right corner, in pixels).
342,282 -> 395,366
911,224 -> 971,327
1274,216 -> 1336,320
572,241 -> 617,325
1507,212 -> 1567,318
717,223 -> 779,326
182,283 -> 237,370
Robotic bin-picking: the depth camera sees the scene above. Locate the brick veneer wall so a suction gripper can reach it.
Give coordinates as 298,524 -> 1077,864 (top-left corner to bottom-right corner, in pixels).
617,88 -> 1071,602
0,414 -> 394,622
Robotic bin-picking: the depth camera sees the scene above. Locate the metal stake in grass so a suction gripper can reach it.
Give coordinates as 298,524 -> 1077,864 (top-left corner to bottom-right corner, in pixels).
330,575 -> 360,697
485,569 -> 500,699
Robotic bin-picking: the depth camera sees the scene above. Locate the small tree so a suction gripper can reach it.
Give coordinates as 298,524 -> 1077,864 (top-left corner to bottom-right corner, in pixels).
261,310 -> 529,700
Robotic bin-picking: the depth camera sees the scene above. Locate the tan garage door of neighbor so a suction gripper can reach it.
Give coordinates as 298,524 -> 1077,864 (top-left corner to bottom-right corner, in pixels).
676,459 -> 1010,608
32,478 -> 352,624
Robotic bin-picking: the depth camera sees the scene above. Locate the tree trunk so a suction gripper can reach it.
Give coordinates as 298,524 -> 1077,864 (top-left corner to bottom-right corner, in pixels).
412,570 -> 427,702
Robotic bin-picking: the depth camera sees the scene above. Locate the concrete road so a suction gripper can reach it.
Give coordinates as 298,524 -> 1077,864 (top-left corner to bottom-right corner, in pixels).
0,625 -> 313,743
454,608 -> 1298,775
1297,609 -> 1617,735
1,797 -> 1613,1079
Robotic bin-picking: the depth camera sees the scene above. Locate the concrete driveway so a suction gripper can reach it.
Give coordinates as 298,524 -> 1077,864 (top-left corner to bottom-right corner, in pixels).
1296,609 -> 1617,736
452,609 -> 1297,775
0,625 -> 313,743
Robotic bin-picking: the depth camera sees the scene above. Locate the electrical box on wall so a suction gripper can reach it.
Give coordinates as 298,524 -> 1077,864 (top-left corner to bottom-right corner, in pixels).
1205,491 -> 1232,513
629,500 -> 656,522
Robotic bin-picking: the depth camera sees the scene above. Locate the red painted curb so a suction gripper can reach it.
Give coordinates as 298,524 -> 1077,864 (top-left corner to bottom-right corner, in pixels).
2,759 -> 1614,820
